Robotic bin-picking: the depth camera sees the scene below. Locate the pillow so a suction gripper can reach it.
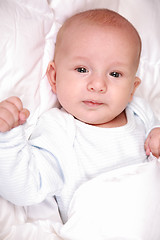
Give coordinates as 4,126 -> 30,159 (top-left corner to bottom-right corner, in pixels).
49,0 -> 160,120
0,0 -> 59,137
118,1 -> 160,120
59,159 -> 160,240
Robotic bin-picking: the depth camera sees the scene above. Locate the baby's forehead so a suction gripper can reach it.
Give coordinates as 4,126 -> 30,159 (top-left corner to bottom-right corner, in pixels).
58,11 -> 139,42
55,9 -> 141,60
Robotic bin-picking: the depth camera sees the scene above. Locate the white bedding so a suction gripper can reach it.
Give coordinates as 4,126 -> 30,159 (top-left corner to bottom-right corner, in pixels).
0,0 -> 160,239
59,158 -> 160,240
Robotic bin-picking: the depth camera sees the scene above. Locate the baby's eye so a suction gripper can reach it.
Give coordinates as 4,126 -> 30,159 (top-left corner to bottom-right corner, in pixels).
110,72 -> 121,78
75,67 -> 88,73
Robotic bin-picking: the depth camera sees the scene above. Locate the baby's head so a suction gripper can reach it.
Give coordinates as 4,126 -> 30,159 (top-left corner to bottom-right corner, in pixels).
47,9 -> 141,127
54,9 -> 141,66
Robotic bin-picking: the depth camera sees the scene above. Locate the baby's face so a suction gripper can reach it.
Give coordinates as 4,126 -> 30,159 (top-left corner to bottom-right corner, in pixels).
52,23 -> 141,127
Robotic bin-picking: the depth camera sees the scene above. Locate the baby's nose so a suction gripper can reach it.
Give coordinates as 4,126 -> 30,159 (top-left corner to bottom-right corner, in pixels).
87,76 -> 107,93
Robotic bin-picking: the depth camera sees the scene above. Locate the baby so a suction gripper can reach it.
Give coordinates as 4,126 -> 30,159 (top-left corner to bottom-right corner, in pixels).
0,9 -> 160,223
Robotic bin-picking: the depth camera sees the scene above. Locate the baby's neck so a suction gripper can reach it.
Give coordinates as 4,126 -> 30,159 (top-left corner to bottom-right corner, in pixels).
91,110 -> 127,128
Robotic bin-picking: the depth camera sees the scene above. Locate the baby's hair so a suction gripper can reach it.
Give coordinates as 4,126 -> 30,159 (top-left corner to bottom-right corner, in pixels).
54,9 -> 141,60
63,9 -> 132,27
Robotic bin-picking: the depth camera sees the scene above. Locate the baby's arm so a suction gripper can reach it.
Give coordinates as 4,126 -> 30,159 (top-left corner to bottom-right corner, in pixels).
0,96 -> 30,132
0,98 -> 62,206
145,128 -> 160,158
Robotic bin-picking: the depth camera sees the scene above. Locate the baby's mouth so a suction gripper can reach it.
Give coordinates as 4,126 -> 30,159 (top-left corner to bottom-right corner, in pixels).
83,100 -> 103,107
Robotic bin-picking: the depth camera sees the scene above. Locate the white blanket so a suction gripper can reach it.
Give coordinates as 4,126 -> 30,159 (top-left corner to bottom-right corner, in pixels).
0,0 -> 160,239
59,158 -> 160,240
0,197 -> 62,240
1,158 -> 160,240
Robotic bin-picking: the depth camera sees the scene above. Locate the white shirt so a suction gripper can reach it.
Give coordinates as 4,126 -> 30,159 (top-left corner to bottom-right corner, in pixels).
0,97 -> 159,222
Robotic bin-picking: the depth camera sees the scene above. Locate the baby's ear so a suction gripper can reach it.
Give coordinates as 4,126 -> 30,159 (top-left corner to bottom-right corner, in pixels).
46,61 -> 57,93
129,77 -> 141,102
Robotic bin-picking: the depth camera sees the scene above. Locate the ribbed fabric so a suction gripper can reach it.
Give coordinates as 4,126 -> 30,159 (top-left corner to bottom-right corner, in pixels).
0,96 -> 159,223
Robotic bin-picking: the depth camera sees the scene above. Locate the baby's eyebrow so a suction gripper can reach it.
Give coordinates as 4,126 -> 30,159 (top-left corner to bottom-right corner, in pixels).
108,60 -> 128,66
72,56 -> 91,62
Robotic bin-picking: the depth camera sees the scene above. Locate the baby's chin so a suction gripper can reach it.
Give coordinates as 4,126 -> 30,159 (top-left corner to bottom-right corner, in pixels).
74,115 -> 109,128
74,112 -> 127,128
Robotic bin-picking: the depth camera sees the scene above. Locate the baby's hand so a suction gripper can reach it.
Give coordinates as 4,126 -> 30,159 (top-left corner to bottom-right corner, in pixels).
145,128 -> 160,158
0,96 -> 30,132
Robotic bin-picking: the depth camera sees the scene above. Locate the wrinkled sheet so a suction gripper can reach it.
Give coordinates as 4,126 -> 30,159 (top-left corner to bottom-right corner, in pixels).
59,158 -> 160,240
0,196 -> 63,240
1,159 -> 160,240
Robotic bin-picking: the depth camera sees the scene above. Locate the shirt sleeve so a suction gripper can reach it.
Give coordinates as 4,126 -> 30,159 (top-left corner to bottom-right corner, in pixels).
0,114 -> 64,206
128,96 -> 160,136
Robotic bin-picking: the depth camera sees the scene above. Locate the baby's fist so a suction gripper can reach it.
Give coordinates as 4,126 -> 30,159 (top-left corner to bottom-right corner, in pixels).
145,128 -> 160,158
0,96 -> 30,132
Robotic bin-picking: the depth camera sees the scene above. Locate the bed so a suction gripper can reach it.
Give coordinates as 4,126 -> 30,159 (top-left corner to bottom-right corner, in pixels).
0,0 -> 160,239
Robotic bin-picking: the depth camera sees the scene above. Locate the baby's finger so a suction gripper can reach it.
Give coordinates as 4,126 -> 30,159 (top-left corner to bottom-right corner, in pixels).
0,107 -> 17,131
145,145 -> 151,156
148,138 -> 160,158
0,118 -> 10,132
5,96 -> 23,111
144,137 -> 150,155
0,96 -> 23,118
19,109 -> 30,125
